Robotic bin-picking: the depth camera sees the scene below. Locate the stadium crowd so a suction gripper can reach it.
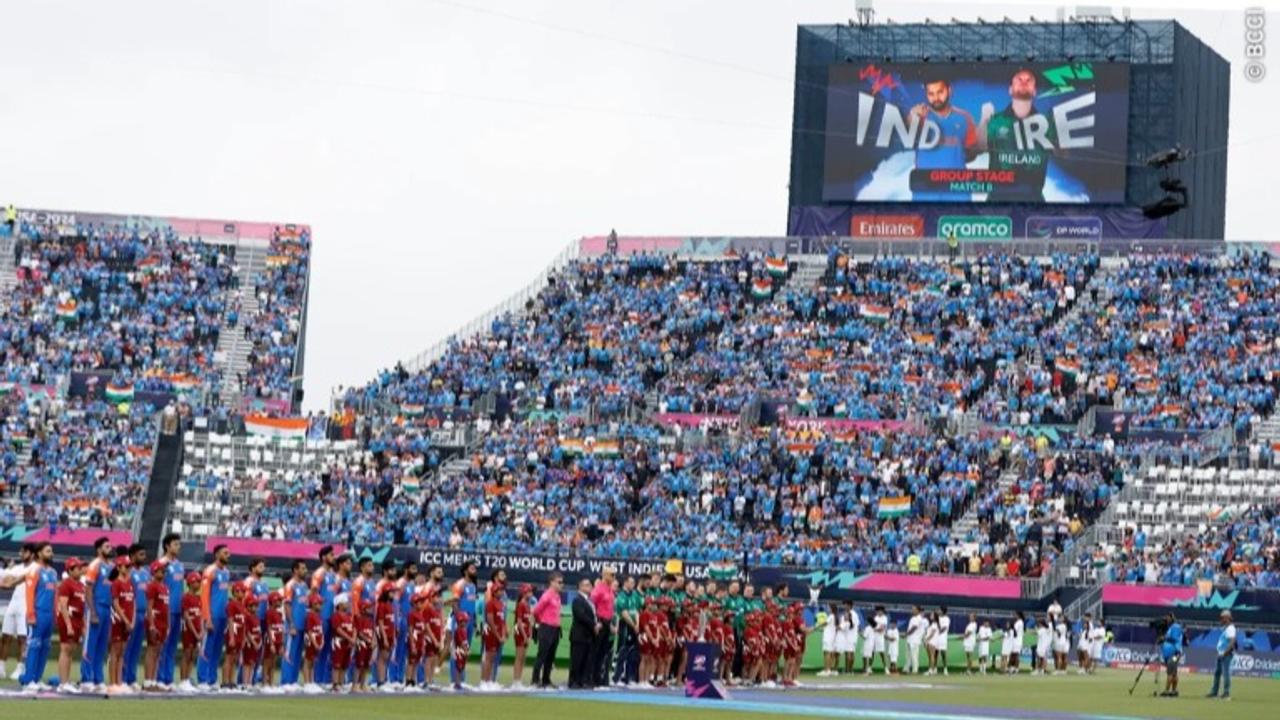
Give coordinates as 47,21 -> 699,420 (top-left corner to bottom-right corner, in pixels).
0,218 -> 309,533
1095,501 -> 1280,588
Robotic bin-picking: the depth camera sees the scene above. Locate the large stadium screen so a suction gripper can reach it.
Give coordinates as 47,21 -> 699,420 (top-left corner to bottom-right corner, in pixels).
822,61 -> 1130,204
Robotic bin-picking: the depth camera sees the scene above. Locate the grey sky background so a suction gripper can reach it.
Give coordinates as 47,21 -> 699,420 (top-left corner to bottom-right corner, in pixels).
0,0 -> 1273,411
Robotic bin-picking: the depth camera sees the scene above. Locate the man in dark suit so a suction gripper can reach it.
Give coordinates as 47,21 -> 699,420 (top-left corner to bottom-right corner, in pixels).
569,578 -> 599,689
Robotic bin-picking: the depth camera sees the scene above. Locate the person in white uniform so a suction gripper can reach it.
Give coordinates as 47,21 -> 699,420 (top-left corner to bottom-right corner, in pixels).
820,603 -> 838,677
860,608 -> 876,674
872,607 -> 888,674
977,620 -> 993,674
905,607 -> 925,675
1089,619 -> 1106,673
1052,616 -> 1070,674
0,545 -> 36,681
933,607 -> 951,675
1035,614 -> 1053,675
1010,612 -> 1025,674
885,620 -> 900,674
838,603 -> 858,674
962,613 -> 978,674
1076,614 -> 1094,675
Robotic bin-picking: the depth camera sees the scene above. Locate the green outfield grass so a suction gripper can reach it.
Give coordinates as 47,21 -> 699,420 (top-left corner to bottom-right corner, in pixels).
0,664 -> 1274,720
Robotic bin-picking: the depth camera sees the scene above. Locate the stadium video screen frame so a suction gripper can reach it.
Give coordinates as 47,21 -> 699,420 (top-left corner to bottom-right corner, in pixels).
822,61 -> 1130,204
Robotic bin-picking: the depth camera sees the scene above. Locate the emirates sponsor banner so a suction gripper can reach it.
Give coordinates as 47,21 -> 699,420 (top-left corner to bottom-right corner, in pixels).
850,214 -> 925,239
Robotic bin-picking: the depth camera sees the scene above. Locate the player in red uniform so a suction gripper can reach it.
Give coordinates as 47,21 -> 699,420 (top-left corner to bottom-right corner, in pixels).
222,583 -> 248,688
263,592 -> 286,687
240,595 -> 263,688
56,558 -> 86,691
782,603 -> 807,686
450,609 -> 470,690
717,612 -> 736,682
109,556 -> 136,691
179,572 -> 203,688
480,573 -> 507,688
329,594 -> 356,692
637,597 -> 659,687
303,594 -> 325,688
405,592 -> 428,689
511,583 -> 534,687
423,587 -> 444,689
374,589 -> 395,688
143,560 -> 170,690
354,598 -> 376,691
742,611 -> 763,685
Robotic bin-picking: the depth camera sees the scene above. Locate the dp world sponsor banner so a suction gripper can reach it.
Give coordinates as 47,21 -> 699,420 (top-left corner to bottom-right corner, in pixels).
823,61 -> 1129,204
849,214 -> 924,239
1026,215 -> 1103,240
1103,643 -> 1280,679
938,215 -> 1013,241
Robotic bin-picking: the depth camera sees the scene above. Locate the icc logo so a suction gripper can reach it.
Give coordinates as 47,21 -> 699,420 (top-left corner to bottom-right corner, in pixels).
692,654 -> 707,672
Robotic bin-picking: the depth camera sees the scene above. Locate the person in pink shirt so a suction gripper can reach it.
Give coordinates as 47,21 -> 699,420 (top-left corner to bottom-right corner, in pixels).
589,567 -> 617,686
529,573 -> 564,689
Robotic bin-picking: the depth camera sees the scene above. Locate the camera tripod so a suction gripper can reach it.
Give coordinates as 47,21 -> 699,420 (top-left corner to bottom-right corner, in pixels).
1127,643 -> 1163,696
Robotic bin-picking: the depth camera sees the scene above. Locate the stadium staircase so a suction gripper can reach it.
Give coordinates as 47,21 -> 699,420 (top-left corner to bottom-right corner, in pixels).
1254,415 -> 1280,445
137,422 -> 184,554
950,467 -> 1019,541
0,236 -> 15,296
788,256 -> 828,289
217,244 -> 266,406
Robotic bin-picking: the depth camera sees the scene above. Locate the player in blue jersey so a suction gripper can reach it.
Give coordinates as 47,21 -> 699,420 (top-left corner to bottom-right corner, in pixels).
448,561 -> 479,687
310,546 -> 338,684
122,544 -> 150,686
18,542 -> 58,689
242,557 -> 270,682
909,78 -> 980,201
155,533 -> 185,687
80,538 -> 116,692
390,561 -> 416,685
196,544 -> 232,687
281,560 -> 309,685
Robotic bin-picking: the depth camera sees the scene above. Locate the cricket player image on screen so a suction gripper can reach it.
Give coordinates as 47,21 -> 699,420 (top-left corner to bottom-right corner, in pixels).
979,68 -> 1061,203
908,78 -> 980,201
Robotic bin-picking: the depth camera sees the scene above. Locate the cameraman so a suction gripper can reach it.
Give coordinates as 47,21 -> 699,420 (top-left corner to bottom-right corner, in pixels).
1159,612 -> 1184,697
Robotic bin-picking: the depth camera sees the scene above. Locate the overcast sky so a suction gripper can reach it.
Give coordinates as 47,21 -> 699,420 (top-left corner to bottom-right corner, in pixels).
0,0 -> 1273,411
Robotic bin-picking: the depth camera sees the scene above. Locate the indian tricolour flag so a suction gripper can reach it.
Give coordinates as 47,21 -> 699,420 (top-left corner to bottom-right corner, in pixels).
0,382 -> 13,396
170,374 -> 199,392
244,414 -> 308,440
878,496 -> 911,519
105,382 -> 134,403
765,257 -> 788,278
1054,357 -> 1081,378
860,304 -> 891,323
56,300 -> 77,321
751,277 -> 773,299
400,403 -> 425,417
592,440 -> 621,458
1155,404 -> 1183,421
